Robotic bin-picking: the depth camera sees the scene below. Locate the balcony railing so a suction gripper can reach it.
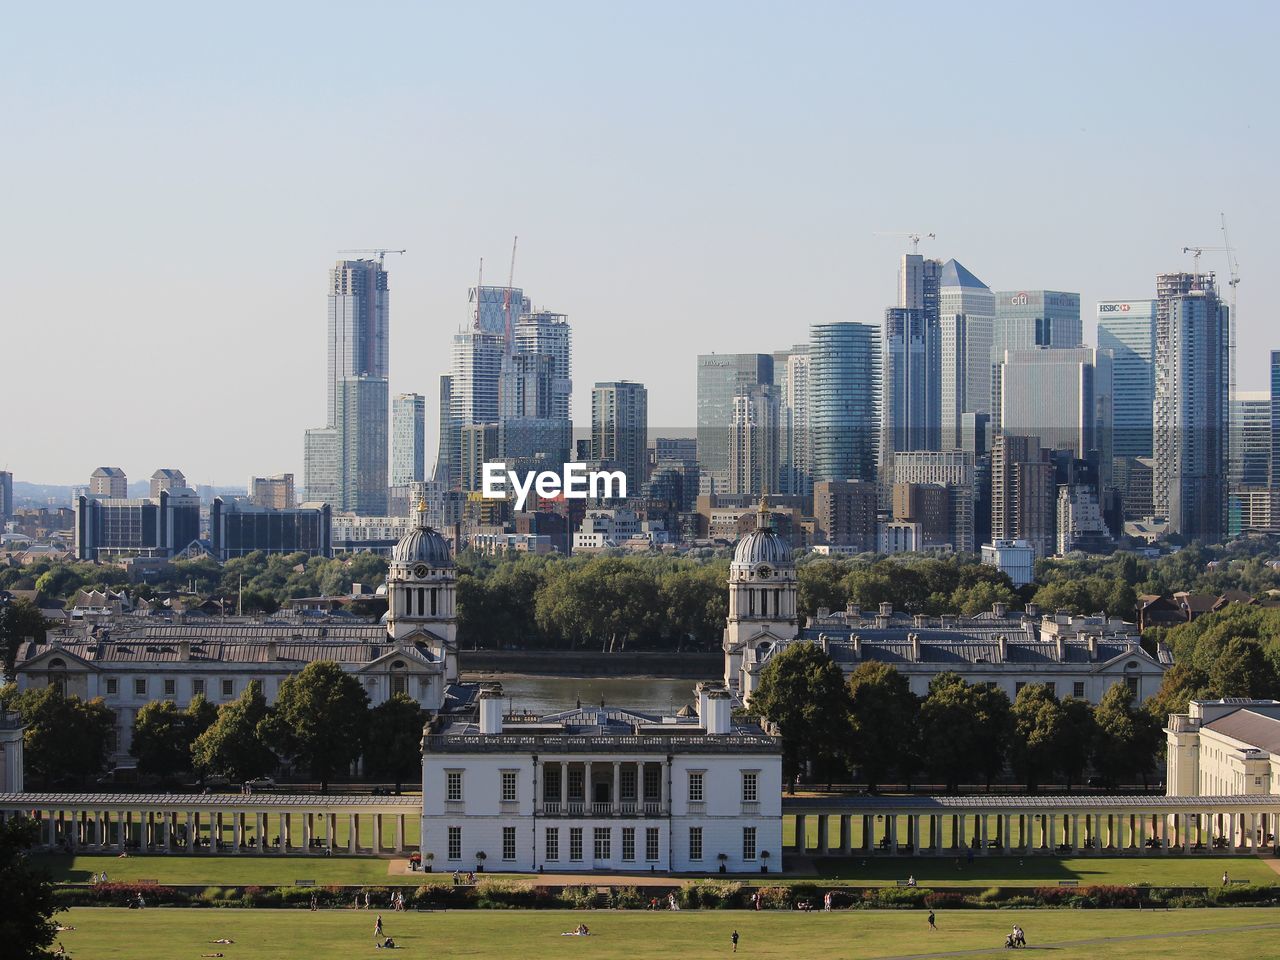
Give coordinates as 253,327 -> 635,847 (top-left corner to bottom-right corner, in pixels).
591,802 -> 612,816
536,800 -> 668,818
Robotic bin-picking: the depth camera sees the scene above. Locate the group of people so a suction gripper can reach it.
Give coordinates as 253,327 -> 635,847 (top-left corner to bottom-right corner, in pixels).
451,870 -> 477,886
1004,924 -> 1027,949
561,923 -> 591,936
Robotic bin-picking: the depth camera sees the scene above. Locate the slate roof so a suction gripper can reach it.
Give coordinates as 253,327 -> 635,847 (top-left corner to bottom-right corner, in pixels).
18,637 -> 441,667
1203,709 -> 1280,755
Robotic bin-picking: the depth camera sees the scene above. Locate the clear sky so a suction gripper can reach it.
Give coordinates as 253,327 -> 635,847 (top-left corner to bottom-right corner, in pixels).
2,0 -> 1276,486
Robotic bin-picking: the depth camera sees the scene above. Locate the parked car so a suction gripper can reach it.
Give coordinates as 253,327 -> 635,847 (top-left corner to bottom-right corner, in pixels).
243,777 -> 277,790
96,766 -> 140,786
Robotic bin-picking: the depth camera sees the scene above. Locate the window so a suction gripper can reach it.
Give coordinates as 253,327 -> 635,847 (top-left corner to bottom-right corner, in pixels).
164,678 -> 176,697
105,678 -> 119,695
568,768 -> 585,801
620,767 -> 637,800
391,660 -> 407,697
447,826 -> 461,861
1014,681 -> 1026,695
643,765 -> 661,802
134,677 -> 147,697
192,678 -> 205,696
742,771 -> 759,802
1073,681 -> 1086,699
688,771 -> 704,803
569,827 -> 583,862
1125,676 -> 1139,696
1044,682 -> 1055,697
502,770 -> 518,803
743,827 -> 757,861
545,828 -> 559,861
622,828 -> 636,861
593,827 -> 611,861
645,827 -> 660,862
689,827 -> 703,861
446,771 -> 463,802
221,679 -> 234,697
502,826 -> 516,861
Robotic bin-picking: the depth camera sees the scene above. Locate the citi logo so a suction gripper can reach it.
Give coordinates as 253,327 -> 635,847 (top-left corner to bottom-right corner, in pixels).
1010,293 -> 1029,305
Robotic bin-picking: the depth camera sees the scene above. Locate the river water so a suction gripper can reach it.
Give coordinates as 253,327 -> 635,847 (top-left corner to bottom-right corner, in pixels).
464,675 -> 701,717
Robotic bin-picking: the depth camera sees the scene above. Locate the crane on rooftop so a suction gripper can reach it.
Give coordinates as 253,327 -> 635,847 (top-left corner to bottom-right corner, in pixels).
874,231 -> 936,253
337,248 -> 406,265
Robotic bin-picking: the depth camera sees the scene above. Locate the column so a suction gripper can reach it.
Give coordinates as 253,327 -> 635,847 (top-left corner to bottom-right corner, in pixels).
1137,814 -> 1146,854
1070,814 -> 1079,853
816,816 -> 829,856
1250,813 -> 1260,852
1048,813 -> 1057,853
887,814 -> 898,855
612,762 -> 621,815
303,813 -> 313,854
395,815 -> 405,854
327,814 -> 336,855
977,814 -> 987,855
660,759 -> 669,814
911,816 -> 922,857
838,815 -> 850,855
281,812 -> 291,853
934,815 -> 945,855
794,815 -> 806,854
1230,812 -> 1242,855
116,811 -> 126,851
863,816 -> 873,853
1160,813 -> 1169,854
584,761 -> 594,811
560,762 -> 568,814
256,812 -> 266,854
348,814 -> 358,854
373,814 -> 383,855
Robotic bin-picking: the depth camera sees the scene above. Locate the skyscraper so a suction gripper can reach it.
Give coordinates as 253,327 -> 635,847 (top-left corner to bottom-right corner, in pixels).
392,392 -> 426,486
1228,389 -> 1271,536
881,307 -> 941,460
696,353 -> 773,487
449,329 -> 505,482
0,470 -> 12,521
591,381 -> 648,496
728,384 -> 780,496
938,260 -> 995,449
513,311 -> 572,420
1272,350 -> 1280,487
326,260 -> 389,426
433,374 -> 453,486
470,284 -> 530,348
991,435 -> 1055,557
998,347 -> 1113,474
809,322 -> 880,483
1097,300 -> 1157,459
336,375 -> 389,515
782,350 -> 812,496
248,474 -> 295,509
1153,272 -> 1229,542
90,467 -> 127,499
991,290 -> 1082,428
898,253 -> 942,317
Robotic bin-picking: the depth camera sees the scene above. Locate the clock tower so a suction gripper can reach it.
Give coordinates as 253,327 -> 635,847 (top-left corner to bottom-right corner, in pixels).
386,501 -> 459,682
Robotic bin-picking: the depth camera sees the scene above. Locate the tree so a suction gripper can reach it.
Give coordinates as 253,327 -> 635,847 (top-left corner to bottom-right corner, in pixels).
1,598 -> 51,680
1057,697 -> 1098,790
749,642 -> 851,791
6,686 -> 113,787
129,696 -> 218,780
1008,684 -> 1065,791
271,661 -> 369,791
918,674 -> 1011,793
0,816 -> 61,959
845,662 -> 917,792
797,561 -> 848,621
1092,682 -> 1160,789
191,680 -> 276,782
363,693 -> 426,789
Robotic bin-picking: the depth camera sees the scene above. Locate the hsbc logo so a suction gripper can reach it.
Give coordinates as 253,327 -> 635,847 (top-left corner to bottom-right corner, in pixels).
1099,303 -> 1132,313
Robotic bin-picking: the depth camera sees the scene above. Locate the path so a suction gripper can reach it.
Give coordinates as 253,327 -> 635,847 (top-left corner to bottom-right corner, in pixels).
873,921 -> 1280,959
1258,853 -> 1280,878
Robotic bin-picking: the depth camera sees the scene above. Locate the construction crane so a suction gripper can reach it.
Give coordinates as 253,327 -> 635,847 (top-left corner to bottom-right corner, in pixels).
471,258 -> 484,329
337,248 -> 406,265
1220,213 -> 1241,415
502,235 -> 519,350
874,231 -> 936,253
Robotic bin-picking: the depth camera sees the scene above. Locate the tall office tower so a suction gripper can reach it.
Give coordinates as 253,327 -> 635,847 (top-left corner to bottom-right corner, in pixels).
782,350 -> 812,496
728,385 -> 780,496
892,483 -> 951,547
149,469 -> 187,498
1097,300 -> 1157,459
813,479 -> 878,550
336,376 -> 389,514
513,311 -> 572,420
893,450 -> 976,553
500,352 -> 556,419
696,353 -> 774,488
469,284 -> 530,349
591,381 -> 648,496
449,330 -> 505,482
0,470 -> 12,521
991,435 -> 1055,557
1272,351 -> 1280,486
303,427 -> 340,505
459,423 -> 501,493
998,346 -> 1113,479
248,474 -> 295,509
881,307 -> 941,465
1230,391 -> 1271,487
89,467 -> 127,499
809,322 -> 880,483
392,393 -> 427,486
433,374 -> 453,486
938,260 -> 995,449
326,260 -> 389,426
1153,272 -> 1229,542
991,291 -> 1082,428
898,254 -> 942,317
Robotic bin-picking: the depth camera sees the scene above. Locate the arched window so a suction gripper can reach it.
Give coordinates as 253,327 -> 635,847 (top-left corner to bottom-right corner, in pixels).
47,658 -> 66,696
391,659 -> 408,697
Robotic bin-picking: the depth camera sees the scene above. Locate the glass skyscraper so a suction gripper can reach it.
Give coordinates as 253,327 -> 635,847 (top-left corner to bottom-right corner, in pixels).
809,322 -> 880,483
938,260 -> 995,450
882,307 -> 941,458
591,381 -> 649,495
1097,300 -> 1156,459
392,392 -> 426,486
696,353 -> 774,486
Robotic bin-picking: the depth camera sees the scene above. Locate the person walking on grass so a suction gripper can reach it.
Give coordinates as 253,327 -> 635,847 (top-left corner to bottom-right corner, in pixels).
731,930 -> 739,953
374,915 -> 383,939
928,910 -> 937,931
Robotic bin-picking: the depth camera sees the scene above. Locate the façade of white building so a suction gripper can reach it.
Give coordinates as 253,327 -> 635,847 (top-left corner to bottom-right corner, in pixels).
1166,699 -> 1280,797
420,684 -> 783,873
13,504 -> 460,765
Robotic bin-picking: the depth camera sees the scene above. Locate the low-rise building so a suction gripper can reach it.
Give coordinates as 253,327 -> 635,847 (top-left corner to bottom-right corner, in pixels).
420,684 -> 782,873
1166,699 -> 1280,797
981,538 -> 1035,587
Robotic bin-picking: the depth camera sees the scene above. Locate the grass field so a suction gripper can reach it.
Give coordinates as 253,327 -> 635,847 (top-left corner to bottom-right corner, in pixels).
36,852 -> 1279,889
51,906 -> 1280,959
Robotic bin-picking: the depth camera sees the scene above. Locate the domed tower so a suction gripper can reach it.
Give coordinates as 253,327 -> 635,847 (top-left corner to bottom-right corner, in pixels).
723,499 -> 798,702
386,501 -> 458,682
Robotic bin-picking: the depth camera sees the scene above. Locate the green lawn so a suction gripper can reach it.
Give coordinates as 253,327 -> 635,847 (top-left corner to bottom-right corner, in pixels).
37,852 -> 1279,890
52,906 -> 1280,960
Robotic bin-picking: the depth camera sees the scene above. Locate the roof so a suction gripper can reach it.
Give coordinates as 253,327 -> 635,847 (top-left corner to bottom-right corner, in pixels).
1203,709 -> 1280,755
18,636 -> 442,668
782,794 -> 1280,813
939,258 -> 988,290
0,792 -> 421,810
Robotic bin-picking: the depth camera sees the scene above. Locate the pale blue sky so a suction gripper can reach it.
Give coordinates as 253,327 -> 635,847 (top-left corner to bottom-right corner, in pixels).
2,1 -> 1276,485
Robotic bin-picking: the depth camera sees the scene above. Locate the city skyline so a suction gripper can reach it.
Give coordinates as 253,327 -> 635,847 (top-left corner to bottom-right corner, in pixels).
3,2 -> 1277,482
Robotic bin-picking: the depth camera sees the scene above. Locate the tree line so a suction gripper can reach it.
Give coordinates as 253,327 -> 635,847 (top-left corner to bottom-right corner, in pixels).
749,643 -> 1163,793
0,661 -> 426,791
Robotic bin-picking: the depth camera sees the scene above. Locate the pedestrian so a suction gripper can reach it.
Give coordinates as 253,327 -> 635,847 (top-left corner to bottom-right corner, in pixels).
353,893 -> 360,910
364,892 -> 371,909
823,891 -> 831,911
310,893 -> 318,912
1222,870 -> 1230,886
927,909 -> 937,931
374,915 -> 384,939
731,930 -> 739,953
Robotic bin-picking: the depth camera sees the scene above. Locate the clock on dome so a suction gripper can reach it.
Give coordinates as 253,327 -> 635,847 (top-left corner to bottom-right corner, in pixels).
413,564 -> 430,579
756,565 -> 773,579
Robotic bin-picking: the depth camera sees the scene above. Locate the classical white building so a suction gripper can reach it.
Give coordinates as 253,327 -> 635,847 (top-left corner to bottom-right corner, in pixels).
1166,699 -> 1280,797
420,684 -> 783,873
0,712 -> 24,792
13,504 -> 461,764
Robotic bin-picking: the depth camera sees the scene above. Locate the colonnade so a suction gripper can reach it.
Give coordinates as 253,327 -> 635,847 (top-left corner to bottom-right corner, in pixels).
0,794 -> 422,855
785,801 -> 1280,857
